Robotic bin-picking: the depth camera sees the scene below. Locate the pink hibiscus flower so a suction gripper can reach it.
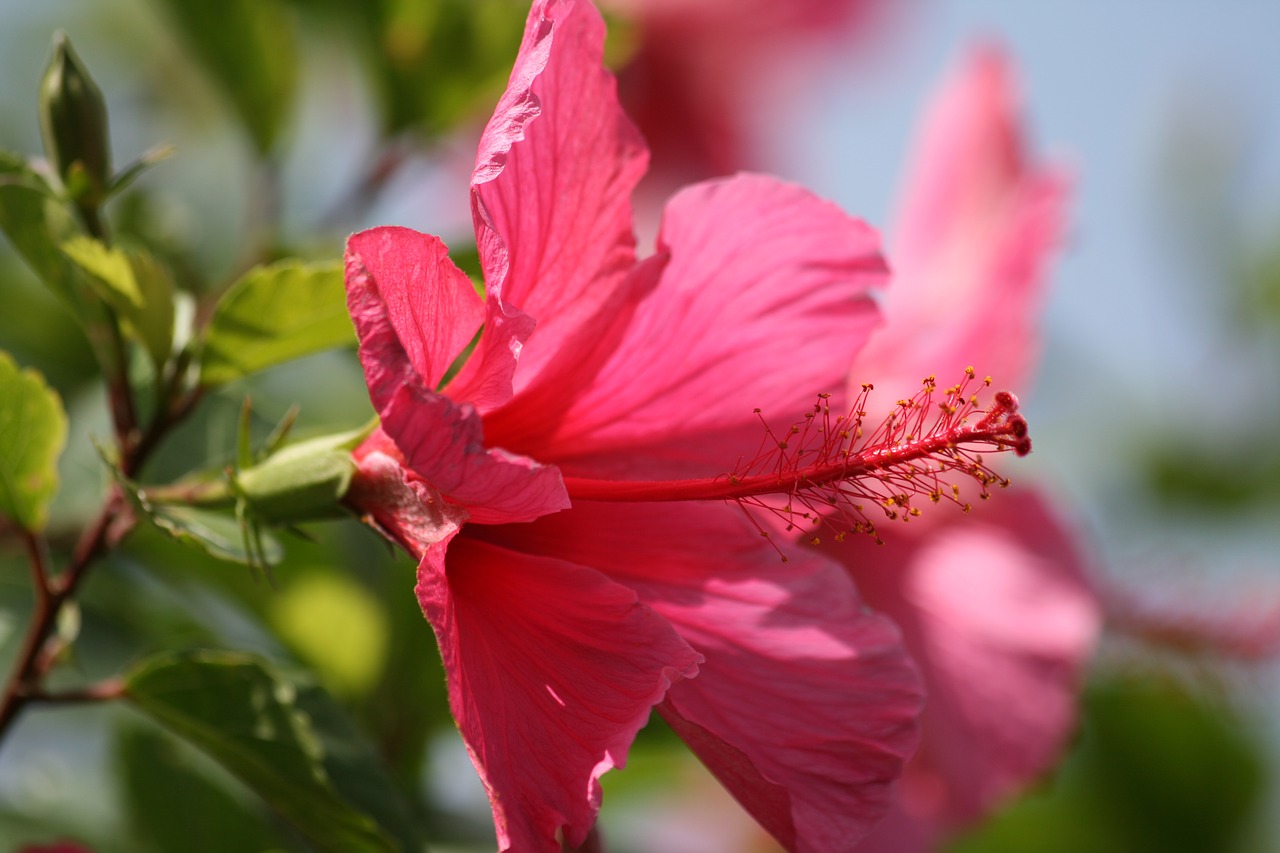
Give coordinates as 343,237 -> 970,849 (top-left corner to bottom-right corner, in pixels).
339,2 -> 1036,850
339,1 -> 929,850
822,46 -> 1102,850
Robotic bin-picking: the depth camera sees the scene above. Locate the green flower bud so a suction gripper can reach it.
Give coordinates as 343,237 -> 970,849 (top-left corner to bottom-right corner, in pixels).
39,32 -> 112,207
234,430 -> 366,525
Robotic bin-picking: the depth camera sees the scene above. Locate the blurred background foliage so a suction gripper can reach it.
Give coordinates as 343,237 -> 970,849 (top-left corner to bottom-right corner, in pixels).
0,0 -> 1277,851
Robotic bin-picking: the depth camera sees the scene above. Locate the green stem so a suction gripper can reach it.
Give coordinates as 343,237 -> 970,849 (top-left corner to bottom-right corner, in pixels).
76,196 -> 141,452
29,677 -> 126,705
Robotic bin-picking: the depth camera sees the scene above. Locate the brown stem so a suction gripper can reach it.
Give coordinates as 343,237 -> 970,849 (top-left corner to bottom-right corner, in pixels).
0,495 -> 130,741
0,531 -> 55,734
104,317 -> 140,452
129,384 -> 203,480
0,166 -> 223,749
0,365 -> 200,746
78,300 -> 140,453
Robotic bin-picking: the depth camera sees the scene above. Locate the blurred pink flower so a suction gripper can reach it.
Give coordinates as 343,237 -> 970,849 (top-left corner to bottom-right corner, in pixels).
823,46 -> 1103,849
1105,582 -> 1280,662
342,1 -> 924,850
609,0 -> 894,187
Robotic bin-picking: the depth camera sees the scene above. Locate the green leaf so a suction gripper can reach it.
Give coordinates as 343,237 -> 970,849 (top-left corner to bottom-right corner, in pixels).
0,351 -> 68,531
100,449 -> 282,568
124,650 -> 399,852
948,675 -> 1266,853
366,0 -> 527,137
294,682 -> 426,852
0,150 -> 56,195
61,235 -> 176,366
148,503 -> 285,567
106,143 -> 176,200
200,259 -> 353,387
1143,434 -> 1280,511
0,151 -> 81,306
118,724 -> 293,853
151,0 -> 299,154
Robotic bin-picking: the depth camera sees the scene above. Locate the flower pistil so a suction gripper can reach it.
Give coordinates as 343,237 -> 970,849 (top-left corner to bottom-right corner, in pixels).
563,369 -> 1030,550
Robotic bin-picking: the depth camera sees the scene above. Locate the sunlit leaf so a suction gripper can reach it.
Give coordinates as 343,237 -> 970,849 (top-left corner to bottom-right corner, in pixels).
151,0 -> 299,153
0,351 -> 68,532
61,235 -> 176,366
200,259 -> 352,387
123,650 -> 398,852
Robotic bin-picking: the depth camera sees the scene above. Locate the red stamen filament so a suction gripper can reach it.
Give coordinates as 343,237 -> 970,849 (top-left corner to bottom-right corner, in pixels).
563,370 -> 1031,546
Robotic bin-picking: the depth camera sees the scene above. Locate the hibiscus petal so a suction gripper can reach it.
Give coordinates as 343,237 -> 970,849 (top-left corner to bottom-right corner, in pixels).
379,382 -> 568,525
854,45 -> 1069,392
531,174 -> 887,476
417,532 -> 701,853
346,226 -> 485,404
486,501 -> 923,852
467,0 -> 649,405
345,235 -> 568,524
839,490 -> 1099,835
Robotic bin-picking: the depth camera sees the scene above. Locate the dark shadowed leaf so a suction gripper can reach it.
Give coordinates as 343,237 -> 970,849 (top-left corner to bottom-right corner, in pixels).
295,681 -> 427,852
118,724 -> 295,853
124,650 -> 399,852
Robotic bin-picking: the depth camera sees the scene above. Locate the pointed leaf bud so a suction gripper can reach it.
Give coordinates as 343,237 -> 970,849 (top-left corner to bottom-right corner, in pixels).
38,32 -> 112,207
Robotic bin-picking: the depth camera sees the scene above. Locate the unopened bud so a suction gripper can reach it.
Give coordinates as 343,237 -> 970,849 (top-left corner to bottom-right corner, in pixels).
39,32 -> 112,206
236,433 -> 362,524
